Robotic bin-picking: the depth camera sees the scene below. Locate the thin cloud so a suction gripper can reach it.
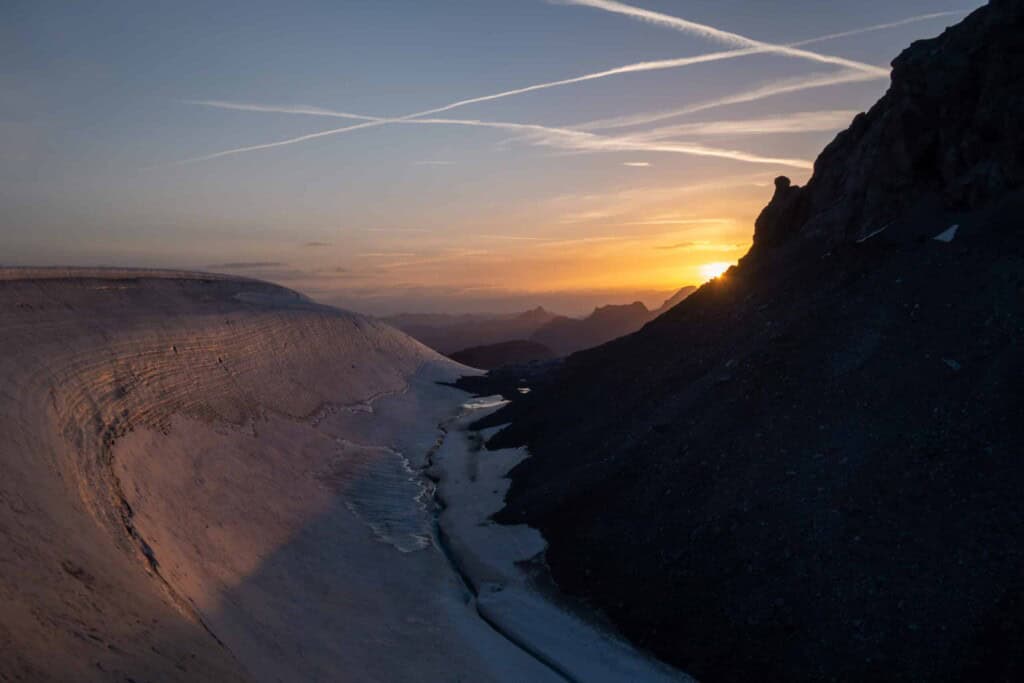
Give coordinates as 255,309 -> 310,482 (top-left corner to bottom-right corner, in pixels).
185,99 -> 377,121
175,112 -> 813,169
174,71 -> 867,166
547,173 -> 769,203
390,117 -> 814,169
580,69 -> 879,131
625,218 -> 734,226
544,174 -> 775,226
559,209 -> 618,224
206,261 -> 286,269
412,160 -> 455,166
304,241 -> 331,247
361,227 -> 431,233
655,240 -> 745,251
167,119 -> 384,165
630,110 -> 859,140
792,10 -> 968,47
477,234 -> 556,242
377,248 -> 492,269
535,235 -> 631,248
623,161 -> 651,167
176,49 -> 856,166
171,49 -> 773,165
554,0 -> 887,75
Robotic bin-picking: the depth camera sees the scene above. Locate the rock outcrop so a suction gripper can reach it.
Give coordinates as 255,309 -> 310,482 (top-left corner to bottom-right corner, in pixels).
752,176 -> 805,247
747,0 -> 1024,251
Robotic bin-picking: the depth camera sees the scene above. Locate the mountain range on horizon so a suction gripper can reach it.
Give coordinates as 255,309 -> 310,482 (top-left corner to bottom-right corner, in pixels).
384,285 -> 698,367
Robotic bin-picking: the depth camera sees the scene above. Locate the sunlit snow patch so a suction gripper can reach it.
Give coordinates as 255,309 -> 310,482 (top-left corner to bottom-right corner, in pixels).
461,395 -> 510,410
856,223 -> 890,243
934,224 -> 959,242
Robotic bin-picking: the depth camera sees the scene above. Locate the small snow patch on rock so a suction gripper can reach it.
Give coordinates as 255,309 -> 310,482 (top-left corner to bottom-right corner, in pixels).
856,223 -> 890,243
933,225 -> 959,243
462,396 -> 510,410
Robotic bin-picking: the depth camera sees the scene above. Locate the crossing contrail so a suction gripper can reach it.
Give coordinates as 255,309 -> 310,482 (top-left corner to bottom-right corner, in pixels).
553,0 -> 888,75
174,9 -> 960,165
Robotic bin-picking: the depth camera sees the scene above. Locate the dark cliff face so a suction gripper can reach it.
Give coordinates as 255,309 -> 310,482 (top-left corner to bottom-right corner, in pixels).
482,3 -> 1024,682
751,0 -> 1024,252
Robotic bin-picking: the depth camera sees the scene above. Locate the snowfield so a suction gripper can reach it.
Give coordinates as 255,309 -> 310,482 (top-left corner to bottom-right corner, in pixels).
0,268 -> 690,682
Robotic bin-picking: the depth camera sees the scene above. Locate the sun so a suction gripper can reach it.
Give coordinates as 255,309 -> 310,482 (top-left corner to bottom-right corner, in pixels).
699,261 -> 733,281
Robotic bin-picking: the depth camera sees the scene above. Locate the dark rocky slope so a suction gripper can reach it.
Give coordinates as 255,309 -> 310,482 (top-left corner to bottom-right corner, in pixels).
481,3 -> 1024,681
450,339 -> 557,369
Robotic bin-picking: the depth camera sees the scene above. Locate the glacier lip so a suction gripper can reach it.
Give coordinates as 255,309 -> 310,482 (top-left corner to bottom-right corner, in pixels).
430,405 -> 695,683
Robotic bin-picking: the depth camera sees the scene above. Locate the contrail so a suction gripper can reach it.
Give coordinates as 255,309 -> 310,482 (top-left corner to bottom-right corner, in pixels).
577,69 -> 880,131
791,10 -> 967,47
182,99 -> 379,121
186,8 -> 957,131
194,2 -> 944,128
627,110 -> 860,140
183,47 -> 768,127
174,112 -> 812,169
177,68 -> 865,166
176,9 -> 957,165
554,0 -> 888,76
168,119 -> 385,165
387,117 -> 815,169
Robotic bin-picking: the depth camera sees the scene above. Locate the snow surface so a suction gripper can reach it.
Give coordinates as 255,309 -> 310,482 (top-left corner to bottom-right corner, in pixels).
431,400 -> 695,683
0,271 -> 558,681
856,223 -> 890,243
934,224 -> 960,242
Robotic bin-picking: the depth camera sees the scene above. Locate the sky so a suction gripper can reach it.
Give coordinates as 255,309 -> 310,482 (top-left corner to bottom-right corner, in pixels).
1,0 -> 982,315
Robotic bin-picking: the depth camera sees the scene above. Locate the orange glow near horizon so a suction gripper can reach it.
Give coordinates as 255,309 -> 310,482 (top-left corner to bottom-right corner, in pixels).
144,175 -> 780,313
209,182 -> 769,313
699,261 -> 733,281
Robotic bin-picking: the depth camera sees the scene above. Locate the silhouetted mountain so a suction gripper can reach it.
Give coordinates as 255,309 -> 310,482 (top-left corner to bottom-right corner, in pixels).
653,285 -> 698,316
388,290 -> 696,360
450,339 -> 557,370
530,301 -> 651,355
469,4 -> 1024,681
382,307 -> 560,354
525,287 -> 697,357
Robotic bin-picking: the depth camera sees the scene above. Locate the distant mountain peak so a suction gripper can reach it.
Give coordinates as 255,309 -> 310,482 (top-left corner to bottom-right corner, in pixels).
517,306 -> 555,321
589,301 -> 649,319
655,286 -> 698,315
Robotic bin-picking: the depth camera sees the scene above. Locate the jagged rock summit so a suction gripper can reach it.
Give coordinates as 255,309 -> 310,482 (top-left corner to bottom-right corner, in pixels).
749,0 -> 1023,252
